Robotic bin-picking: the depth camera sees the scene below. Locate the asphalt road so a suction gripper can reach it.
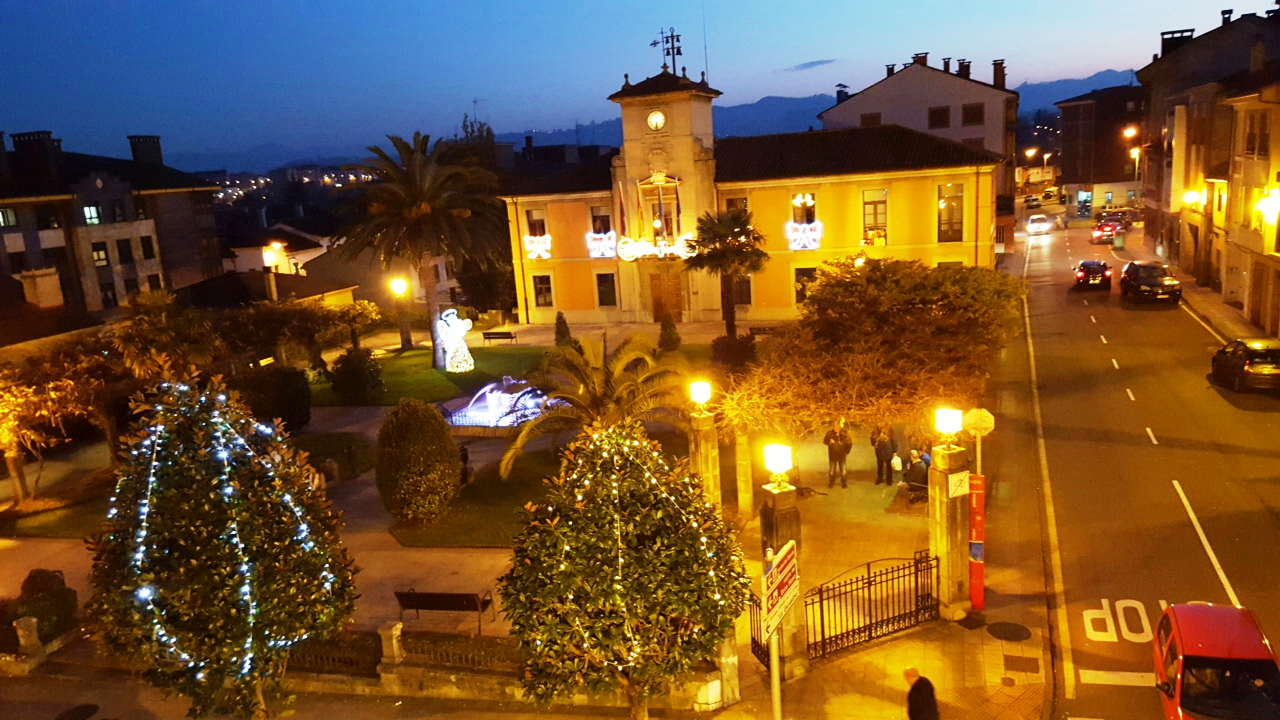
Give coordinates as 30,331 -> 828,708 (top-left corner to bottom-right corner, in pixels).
1023,221 -> 1280,719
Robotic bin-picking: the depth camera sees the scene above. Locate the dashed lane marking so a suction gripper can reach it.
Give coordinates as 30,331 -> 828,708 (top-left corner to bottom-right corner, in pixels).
1078,670 -> 1157,687
1090,315 -> 1096,323
1111,358 -> 1119,369
1083,299 -> 1089,306
1126,388 -> 1135,401
1173,480 -> 1241,606
1145,427 -> 1158,445
1100,335 -> 1108,344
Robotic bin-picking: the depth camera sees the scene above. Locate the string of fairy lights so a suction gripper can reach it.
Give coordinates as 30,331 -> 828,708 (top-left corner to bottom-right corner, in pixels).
541,423 -> 735,672
105,382 -> 338,680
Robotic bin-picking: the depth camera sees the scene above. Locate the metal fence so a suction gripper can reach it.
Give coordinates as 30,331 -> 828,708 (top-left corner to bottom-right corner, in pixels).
804,550 -> 938,660
747,551 -> 939,668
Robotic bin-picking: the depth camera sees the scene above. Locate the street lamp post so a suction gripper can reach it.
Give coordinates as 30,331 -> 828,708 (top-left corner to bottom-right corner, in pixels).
929,408 -> 972,620
687,381 -> 721,508
389,277 -> 412,350
758,442 -> 809,681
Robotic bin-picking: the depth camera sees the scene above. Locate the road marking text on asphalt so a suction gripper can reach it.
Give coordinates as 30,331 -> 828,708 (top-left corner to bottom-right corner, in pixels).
1173,481 -> 1241,606
1100,335 -> 1108,344
1145,427 -> 1158,445
1126,388 -> 1135,401
1111,358 -> 1119,369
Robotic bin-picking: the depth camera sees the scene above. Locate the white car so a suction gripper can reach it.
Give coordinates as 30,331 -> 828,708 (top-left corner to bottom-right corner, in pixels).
1026,214 -> 1053,235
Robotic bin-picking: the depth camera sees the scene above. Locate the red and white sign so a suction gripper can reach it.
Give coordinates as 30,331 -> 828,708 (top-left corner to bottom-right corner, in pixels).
763,540 -> 800,638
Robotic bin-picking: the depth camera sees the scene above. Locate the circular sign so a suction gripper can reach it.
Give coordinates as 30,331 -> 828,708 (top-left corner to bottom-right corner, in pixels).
646,110 -> 666,131
963,408 -> 995,436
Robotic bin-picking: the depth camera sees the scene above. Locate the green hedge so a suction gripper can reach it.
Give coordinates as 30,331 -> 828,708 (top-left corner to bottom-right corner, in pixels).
331,348 -> 384,404
227,365 -> 311,430
0,569 -> 78,650
376,399 -> 461,525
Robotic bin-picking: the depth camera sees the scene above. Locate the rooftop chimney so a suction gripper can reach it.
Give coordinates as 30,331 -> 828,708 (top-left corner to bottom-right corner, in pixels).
1252,35 -> 1267,73
1222,9 -> 1233,25
993,59 -> 1006,90
835,83 -> 850,103
1160,29 -> 1195,58
943,57 -> 952,72
127,135 -> 163,165
11,131 -> 60,194
886,63 -> 896,77
957,60 -> 971,79
912,52 -> 928,66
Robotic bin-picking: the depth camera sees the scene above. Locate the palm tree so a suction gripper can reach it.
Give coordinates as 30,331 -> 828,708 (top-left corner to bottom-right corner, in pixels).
684,208 -> 770,338
499,335 -> 686,478
337,132 -> 505,368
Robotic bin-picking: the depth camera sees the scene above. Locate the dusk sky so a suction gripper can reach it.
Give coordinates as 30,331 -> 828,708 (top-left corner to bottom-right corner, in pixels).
0,0 -> 1237,160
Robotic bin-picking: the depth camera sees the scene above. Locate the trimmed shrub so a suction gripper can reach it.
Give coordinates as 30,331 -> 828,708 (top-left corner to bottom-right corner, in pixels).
554,311 -> 582,354
376,399 -> 462,525
658,312 -> 681,353
9,569 -> 78,643
711,334 -> 756,370
331,348 -> 383,405
227,365 -> 312,430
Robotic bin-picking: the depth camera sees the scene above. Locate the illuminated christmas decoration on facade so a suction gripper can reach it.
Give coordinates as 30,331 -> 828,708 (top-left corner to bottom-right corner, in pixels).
586,231 -> 618,258
523,234 -> 552,260
437,308 -> 475,373
785,220 -> 823,250
616,233 -> 696,262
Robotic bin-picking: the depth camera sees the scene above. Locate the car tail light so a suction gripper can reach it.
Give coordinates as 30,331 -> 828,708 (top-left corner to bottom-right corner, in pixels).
1244,361 -> 1253,373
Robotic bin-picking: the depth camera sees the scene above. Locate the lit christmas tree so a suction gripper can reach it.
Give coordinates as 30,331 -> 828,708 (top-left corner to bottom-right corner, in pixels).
499,420 -> 749,720
88,377 -> 357,718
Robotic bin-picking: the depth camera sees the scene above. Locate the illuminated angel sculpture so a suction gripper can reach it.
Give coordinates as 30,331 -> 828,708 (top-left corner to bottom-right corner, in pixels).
437,308 -> 475,373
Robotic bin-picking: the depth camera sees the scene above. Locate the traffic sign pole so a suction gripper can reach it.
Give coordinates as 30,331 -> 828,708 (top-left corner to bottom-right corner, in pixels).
765,546 -> 782,720
969,474 -> 986,611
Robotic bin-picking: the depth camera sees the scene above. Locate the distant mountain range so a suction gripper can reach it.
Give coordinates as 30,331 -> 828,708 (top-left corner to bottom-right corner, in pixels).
166,69 -> 1137,174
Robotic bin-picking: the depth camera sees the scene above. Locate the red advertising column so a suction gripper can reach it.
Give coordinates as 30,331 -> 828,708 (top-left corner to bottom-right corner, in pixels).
969,474 -> 986,611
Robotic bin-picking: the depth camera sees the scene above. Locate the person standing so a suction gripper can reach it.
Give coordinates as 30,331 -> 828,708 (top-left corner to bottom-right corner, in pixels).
873,430 -> 897,485
823,420 -> 852,488
904,667 -> 940,720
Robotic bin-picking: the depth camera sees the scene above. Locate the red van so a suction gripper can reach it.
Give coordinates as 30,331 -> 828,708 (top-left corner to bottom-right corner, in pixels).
1152,603 -> 1280,719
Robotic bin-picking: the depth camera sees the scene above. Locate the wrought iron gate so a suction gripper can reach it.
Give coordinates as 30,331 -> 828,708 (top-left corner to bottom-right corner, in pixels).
748,551 -> 938,667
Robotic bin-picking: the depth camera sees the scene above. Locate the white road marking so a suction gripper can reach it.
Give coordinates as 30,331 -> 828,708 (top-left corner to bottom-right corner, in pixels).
1173,480 -> 1241,606
1180,303 -> 1226,344
1145,427 -> 1159,445
1126,388 -> 1135,401
1079,669 -> 1157,687
1100,335 -> 1108,344
1090,315 -> 1096,323
1111,358 -> 1120,369
1083,299 -> 1089,306
1024,240 -> 1076,699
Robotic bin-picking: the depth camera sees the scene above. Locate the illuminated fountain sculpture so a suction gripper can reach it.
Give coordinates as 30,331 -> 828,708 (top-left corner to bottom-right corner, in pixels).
447,376 -> 552,428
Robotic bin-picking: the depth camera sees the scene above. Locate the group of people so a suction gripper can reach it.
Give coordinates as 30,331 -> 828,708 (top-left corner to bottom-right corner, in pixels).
822,421 -> 932,501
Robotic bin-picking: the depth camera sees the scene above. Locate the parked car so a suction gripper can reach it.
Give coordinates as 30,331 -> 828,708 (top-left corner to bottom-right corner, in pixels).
1120,261 -> 1181,303
1211,338 -> 1280,392
1026,214 -> 1053,235
1099,210 -> 1133,229
1025,196 -> 1042,209
1091,221 -> 1122,244
1073,260 -> 1111,290
1042,189 -> 1056,200
1152,603 -> 1280,720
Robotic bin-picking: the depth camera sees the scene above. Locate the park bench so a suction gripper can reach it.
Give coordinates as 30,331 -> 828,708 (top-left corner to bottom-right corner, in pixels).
748,326 -> 777,336
394,588 -> 496,635
482,330 -> 517,345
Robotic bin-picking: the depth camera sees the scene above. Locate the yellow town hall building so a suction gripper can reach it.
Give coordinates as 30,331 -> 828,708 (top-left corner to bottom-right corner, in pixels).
501,64 -> 1004,326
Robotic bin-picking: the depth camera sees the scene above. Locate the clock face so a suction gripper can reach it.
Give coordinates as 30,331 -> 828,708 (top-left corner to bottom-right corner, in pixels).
646,110 -> 666,131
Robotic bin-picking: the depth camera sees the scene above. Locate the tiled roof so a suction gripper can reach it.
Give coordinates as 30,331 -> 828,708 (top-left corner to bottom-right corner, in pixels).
0,150 -> 216,200
500,151 -> 618,197
174,270 -> 356,309
1055,84 -> 1143,106
608,68 -> 721,102
714,125 -> 1005,183
1219,59 -> 1280,98
819,63 -> 1015,118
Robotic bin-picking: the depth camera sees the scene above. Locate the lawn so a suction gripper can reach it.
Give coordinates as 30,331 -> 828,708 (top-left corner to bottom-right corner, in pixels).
390,448 -> 558,548
312,346 -> 548,406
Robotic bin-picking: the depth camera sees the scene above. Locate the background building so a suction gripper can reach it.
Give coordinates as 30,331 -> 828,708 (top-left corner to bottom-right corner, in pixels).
1054,85 -> 1145,220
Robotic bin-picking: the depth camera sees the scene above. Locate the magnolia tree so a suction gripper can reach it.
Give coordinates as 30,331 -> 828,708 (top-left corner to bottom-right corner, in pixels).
500,420 -> 749,720
88,377 -> 356,718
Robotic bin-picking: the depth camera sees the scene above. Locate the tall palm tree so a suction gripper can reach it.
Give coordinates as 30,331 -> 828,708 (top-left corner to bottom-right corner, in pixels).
337,132 -> 505,368
499,335 -> 686,478
684,208 -> 770,338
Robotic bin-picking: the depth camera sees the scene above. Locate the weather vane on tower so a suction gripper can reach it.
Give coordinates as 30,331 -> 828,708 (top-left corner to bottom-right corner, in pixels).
651,27 -> 682,72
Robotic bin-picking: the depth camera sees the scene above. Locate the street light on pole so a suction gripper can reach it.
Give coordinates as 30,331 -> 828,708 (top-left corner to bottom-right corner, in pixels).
763,444 -> 794,493
389,277 -> 412,350
687,381 -> 721,507
1130,147 -> 1141,181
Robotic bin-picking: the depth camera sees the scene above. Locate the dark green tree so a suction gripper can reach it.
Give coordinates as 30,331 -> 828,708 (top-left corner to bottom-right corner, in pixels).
684,209 -> 770,338
337,132 -> 505,369
554,311 -> 577,350
375,399 -> 461,525
499,420 -> 749,720
657,312 -> 681,354
87,377 -> 357,718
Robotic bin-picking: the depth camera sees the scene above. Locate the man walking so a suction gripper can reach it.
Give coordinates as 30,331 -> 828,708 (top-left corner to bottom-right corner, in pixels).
823,420 -> 851,488
872,430 -> 897,485
904,666 -> 940,720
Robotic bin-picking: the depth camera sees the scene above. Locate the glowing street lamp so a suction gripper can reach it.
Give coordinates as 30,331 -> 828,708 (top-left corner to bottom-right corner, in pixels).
763,444 -> 794,493
1123,126 -> 1139,139
935,408 -> 963,448
687,380 -> 721,506
689,381 -> 712,406
1257,188 -> 1280,225
389,277 -> 412,350
1024,147 -> 1038,160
